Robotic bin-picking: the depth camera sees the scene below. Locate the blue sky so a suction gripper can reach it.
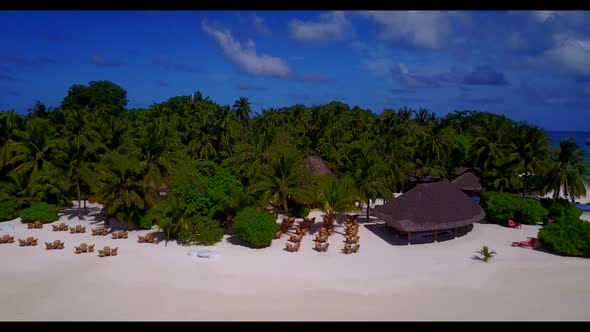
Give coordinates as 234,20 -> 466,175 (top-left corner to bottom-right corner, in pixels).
1,10 -> 590,130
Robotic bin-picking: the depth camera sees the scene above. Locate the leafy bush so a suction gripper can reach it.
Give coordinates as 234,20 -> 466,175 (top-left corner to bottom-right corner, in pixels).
19,202 -> 60,223
0,200 -> 18,222
169,160 -> 250,220
177,216 -> 224,246
538,217 -> 590,257
290,204 -> 310,218
539,198 -> 582,219
515,199 -> 548,224
480,192 -> 547,225
234,207 -> 278,248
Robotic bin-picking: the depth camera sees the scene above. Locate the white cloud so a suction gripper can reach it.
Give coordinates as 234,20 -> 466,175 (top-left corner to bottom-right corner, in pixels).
252,14 -> 271,36
530,11 -> 558,22
528,37 -> 590,76
201,20 -> 291,78
358,11 -> 455,49
288,11 -> 353,44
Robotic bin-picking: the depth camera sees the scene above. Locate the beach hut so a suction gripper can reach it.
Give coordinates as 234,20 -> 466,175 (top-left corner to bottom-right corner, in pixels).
305,156 -> 337,179
451,171 -> 482,197
374,180 -> 485,244
148,180 -> 170,198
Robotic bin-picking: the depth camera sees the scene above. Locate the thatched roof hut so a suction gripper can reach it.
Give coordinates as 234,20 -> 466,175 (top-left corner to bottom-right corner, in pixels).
374,181 -> 484,242
148,180 -> 170,197
305,156 -> 336,179
451,172 -> 482,193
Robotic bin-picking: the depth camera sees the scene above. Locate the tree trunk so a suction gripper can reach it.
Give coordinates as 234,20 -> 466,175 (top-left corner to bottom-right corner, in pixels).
366,197 -> 371,219
103,204 -> 110,226
76,176 -> 82,218
522,167 -> 528,199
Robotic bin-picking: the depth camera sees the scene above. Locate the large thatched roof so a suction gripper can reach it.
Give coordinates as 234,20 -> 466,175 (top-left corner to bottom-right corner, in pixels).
374,180 -> 484,232
305,156 -> 336,179
451,172 -> 482,192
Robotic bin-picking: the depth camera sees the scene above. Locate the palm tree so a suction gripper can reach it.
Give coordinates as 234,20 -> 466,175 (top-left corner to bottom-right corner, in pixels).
56,138 -> 95,217
148,192 -> 194,240
316,175 -> 360,218
507,123 -> 551,198
546,137 -> 590,201
233,97 -> 251,124
248,147 -> 310,211
351,145 -> 393,219
95,152 -> 154,226
9,118 -> 56,184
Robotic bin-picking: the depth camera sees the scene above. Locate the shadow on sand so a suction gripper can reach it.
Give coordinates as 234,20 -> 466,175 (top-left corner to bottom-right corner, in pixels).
364,223 -> 463,246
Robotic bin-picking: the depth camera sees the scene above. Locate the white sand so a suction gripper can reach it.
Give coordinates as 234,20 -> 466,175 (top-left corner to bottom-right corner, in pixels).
1,203 -> 590,321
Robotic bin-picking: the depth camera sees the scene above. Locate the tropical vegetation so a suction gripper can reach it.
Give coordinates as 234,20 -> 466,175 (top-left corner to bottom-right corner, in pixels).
1,80 -> 588,248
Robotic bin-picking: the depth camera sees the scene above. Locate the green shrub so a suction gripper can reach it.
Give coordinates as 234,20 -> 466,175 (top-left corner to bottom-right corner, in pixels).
19,202 -> 60,223
137,215 -> 152,230
234,207 -> 278,248
480,192 -> 547,225
515,199 -> 548,224
177,216 -> 224,246
0,200 -> 18,222
538,217 -> 590,257
539,198 -> 582,219
290,204 -> 310,218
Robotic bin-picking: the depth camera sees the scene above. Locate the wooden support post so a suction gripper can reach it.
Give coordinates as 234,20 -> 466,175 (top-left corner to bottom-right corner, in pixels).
407,231 -> 411,245
454,228 -> 458,238
434,230 -> 438,243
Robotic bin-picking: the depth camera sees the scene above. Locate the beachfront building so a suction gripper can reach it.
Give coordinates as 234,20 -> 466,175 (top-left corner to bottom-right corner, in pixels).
451,171 -> 482,197
374,180 -> 485,244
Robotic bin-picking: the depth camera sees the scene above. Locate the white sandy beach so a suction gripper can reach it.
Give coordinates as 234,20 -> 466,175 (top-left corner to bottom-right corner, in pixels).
1,203 -> 590,321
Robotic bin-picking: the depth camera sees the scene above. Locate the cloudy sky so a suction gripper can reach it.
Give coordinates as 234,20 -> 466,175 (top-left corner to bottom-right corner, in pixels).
1,10 -> 589,130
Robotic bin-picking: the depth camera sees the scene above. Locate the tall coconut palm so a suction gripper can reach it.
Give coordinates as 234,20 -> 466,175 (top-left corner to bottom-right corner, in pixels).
546,137 -> 590,201
507,123 -> 551,198
248,147 -> 310,211
316,175 -> 360,219
148,192 -> 194,240
9,118 -> 56,184
233,97 -> 251,124
95,152 -> 154,226
351,145 -> 393,218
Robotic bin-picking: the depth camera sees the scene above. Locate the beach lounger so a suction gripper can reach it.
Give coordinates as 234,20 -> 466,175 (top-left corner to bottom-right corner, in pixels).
111,247 -> 118,256
34,221 -> 43,229
69,227 -> 76,233
8,235 -> 14,243
138,235 -> 145,243
508,219 -> 521,229
18,239 -> 26,246
512,237 -> 538,249
104,246 -> 111,256
52,225 -> 59,231
88,244 -> 95,252
27,223 -> 34,229
345,236 -> 360,244
80,243 -> 88,253
45,242 -> 53,250
343,244 -> 352,254
351,244 -> 360,253
80,226 -> 86,233
285,243 -> 295,252
319,243 -> 329,252
75,246 -> 83,254
314,242 -> 322,251
30,238 -> 38,246
98,249 -> 105,257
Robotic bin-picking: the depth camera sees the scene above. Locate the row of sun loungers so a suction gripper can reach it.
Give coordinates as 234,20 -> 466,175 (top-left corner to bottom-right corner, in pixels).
1,234 -> 15,244
75,243 -> 95,254
69,225 -> 86,234
276,217 -> 296,239
18,237 -> 38,246
138,233 -> 156,243
52,223 -> 69,232
27,221 -> 44,229
285,242 -> 301,252
112,230 -> 129,239
45,240 -> 65,250
91,227 -> 109,236
98,246 -> 118,257
343,215 -> 360,254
